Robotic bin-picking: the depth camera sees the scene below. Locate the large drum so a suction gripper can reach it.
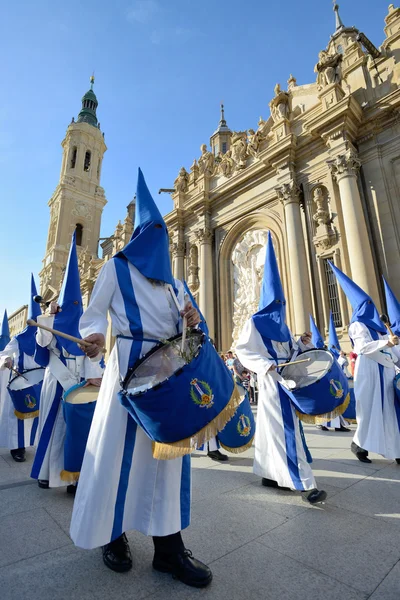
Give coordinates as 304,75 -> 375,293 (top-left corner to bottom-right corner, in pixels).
342,378 -> 356,422
280,349 -> 349,423
61,382 -> 99,483
8,368 -> 45,419
218,385 -> 255,453
119,331 -> 240,460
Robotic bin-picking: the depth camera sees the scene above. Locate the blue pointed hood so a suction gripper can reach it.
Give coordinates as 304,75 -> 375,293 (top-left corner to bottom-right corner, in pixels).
383,277 -> 400,336
183,281 -> 209,336
328,312 -> 341,357
309,315 -> 324,349
15,274 -> 42,357
0,309 -> 10,351
252,232 -> 290,343
53,231 -> 84,355
328,261 -> 385,334
116,168 -> 174,286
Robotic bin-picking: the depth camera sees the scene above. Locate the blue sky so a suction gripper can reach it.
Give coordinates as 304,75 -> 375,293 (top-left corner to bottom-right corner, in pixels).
0,0 -> 390,317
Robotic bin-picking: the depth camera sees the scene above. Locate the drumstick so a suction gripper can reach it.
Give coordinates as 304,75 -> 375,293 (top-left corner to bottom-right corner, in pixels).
277,358 -> 311,369
10,367 -> 28,381
380,314 -> 395,337
27,320 -> 107,354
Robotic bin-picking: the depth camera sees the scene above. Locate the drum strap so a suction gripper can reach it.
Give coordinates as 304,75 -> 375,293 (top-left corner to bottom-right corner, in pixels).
48,351 -> 79,392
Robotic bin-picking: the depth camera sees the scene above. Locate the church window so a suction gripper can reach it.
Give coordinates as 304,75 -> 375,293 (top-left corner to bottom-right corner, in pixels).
337,45 -> 344,55
222,142 -> 227,154
323,258 -> 342,327
75,224 -> 83,246
84,151 -> 91,172
70,147 -> 77,169
214,144 -> 219,156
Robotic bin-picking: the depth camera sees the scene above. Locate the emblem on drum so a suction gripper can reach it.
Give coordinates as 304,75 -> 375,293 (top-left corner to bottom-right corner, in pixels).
24,394 -> 37,409
237,414 -> 251,437
329,379 -> 344,399
190,379 -> 214,408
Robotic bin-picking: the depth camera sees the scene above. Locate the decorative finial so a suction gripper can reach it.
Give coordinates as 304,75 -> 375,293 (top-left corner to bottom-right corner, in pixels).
219,101 -> 227,127
90,73 -> 95,89
333,2 -> 344,30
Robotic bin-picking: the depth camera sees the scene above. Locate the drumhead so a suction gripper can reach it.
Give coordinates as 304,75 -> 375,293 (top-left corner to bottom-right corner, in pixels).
8,368 -> 45,391
64,384 -> 99,405
125,331 -> 204,395
280,350 -> 333,389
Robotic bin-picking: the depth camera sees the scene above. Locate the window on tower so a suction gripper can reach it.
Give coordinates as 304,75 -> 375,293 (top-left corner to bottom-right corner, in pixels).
75,224 -> 83,246
222,142 -> 227,154
70,147 -> 77,169
84,151 -> 91,172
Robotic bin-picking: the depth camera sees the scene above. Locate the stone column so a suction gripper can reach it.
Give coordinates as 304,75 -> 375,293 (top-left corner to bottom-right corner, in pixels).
276,182 -> 312,334
196,227 -> 215,339
328,151 -> 380,302
171,241 -> 185,281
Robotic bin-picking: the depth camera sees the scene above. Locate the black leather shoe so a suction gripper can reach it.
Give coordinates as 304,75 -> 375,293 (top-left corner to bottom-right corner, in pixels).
153,548 -> 212,588
262,477 -> 291,491
316,425 -> 329,431
303,489 -> 327,504
10,448 -> 26,462
102,533 -> 132,573
335,426 -> 351,432
207,450 -> 228,462
396,459 -> 400,465
38,480 -> 49,489
351,441 -> 372,463
66,484 -> 77,495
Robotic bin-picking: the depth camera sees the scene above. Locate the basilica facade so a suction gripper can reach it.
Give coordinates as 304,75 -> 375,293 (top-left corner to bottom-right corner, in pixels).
27,4 -> 400,355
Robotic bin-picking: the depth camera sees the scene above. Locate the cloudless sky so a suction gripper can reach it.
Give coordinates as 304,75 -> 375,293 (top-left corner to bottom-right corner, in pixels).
0,0 -> 391,317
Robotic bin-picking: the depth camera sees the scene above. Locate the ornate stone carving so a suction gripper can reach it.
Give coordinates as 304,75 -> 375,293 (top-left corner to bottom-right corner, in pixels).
247,129 -> 262,158
198,144 -> 215,177
275,181 -> 301,205
62,175 -> 76,186
188,244 -> 200,292
312,187 -> 331,226
78,247 -> 92,277
231,229 -> 270,347
95,185 -> 106,198
217,150 -> 235,177
190,159 -> 199,183
269,85 -> 290,123
311,186 -> 337,251
315,50 -> 342,90
196,227 -> 213,243
230,131 -> 248,170
327,151 -> 361,182
174,167 -> 189,193
72,200 -> 93,221
171,239 -> 185,258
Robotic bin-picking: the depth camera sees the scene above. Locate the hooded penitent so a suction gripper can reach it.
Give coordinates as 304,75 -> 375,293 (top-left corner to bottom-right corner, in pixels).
328,262 -> 386,335
309,315 -> 324,349
53,231 -> 84,355
0,309 -> 10,351
328,312 -> 341,357
383,277 -> 400,336
252,232 -> 290,344
14,274 -> 42,357
116,168 -> 174,286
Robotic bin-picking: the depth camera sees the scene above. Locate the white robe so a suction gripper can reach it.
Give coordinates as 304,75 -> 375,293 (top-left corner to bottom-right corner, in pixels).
350,321 -> 400,459
31,315 -> 103,488
0,339 -> 40,450
70,259 -> 191,549
236,319 -> 316,491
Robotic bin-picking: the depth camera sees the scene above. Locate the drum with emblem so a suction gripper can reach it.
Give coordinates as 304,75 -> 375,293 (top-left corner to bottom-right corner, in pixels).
7,368 -> 45,419
280,349 -> 349,424
61,382 -> 99,482
342,378 -> 356,422
119,330 -> 241,460
217,384 -> 255,453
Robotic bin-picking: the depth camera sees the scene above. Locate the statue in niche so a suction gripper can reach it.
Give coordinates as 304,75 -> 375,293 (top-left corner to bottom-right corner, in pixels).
315,50 -> 342,89
198,144 -> 215,177
174,167 -> 189,193
247,128 -> 263,157
230,131 -> 248,170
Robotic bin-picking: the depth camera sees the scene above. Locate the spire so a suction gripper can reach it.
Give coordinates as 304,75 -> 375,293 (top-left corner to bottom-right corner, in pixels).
333,3 -> 344,30
214,103 -> 231,133
77,75 -> 99,128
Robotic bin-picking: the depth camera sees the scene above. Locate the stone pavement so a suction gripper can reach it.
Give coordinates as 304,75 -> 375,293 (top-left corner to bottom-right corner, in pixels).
0,421 -> 399,600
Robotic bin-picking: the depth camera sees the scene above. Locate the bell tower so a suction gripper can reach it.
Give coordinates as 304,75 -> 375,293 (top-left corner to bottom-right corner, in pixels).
40,76 -> 107,300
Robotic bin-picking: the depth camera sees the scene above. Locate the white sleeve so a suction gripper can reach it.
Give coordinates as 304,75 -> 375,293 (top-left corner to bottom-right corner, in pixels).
80,261 -> 117,339
36,315 -> 55,348
235,319 -> 276,375
83,356 -> 104,379
349,321 -> 388,355
0,338 -> 18,369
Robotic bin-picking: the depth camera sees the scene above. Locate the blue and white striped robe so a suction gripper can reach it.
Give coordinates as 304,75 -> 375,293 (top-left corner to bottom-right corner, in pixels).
236,319 -> 316,491
70,257 -> 191,549
0,338 -> 40,450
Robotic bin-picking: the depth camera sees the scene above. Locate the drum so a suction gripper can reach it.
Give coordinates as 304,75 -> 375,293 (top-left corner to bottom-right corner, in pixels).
61,382 -> 99,482
394,373 -> 400,430
342,378 -> 356,422
8,368 -> 45,419
280,349 -> 349,424
218,386 -> 255,453
119,331 -> 241,460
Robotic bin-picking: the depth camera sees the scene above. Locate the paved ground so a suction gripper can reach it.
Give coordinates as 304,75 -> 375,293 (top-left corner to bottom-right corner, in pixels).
0,418 -> 399,600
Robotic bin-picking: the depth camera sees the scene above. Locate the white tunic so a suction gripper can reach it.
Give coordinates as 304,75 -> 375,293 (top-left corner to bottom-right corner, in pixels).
31,315 -> 103,488
70,258 -> 191,549
236,319 -> 316,491
350,321 -> 400,459
0,338 -> 40,450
